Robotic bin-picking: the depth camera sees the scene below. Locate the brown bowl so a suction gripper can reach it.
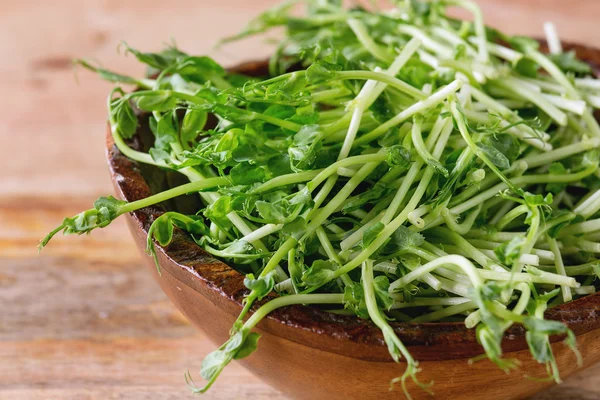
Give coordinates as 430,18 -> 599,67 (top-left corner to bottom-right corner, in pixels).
106,45 -> 600,400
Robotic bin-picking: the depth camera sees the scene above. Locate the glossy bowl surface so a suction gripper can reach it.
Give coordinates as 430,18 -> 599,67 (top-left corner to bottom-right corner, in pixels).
106,45 -> 600,400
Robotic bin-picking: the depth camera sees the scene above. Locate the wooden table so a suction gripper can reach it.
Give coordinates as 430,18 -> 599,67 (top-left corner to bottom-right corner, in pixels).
1,1 -> 599,398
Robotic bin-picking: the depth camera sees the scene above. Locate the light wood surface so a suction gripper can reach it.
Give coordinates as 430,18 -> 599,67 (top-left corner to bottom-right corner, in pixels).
1,1 -> 599,399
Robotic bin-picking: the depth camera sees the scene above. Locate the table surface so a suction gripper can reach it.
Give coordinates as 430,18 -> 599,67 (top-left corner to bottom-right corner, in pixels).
2,1 -> 600,399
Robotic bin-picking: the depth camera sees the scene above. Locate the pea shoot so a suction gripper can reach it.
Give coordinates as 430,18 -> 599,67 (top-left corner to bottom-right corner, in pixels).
42,0 -> 600,397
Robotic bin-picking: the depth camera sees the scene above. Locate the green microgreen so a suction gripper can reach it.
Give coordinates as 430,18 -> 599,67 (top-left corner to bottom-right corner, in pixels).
42,0 -> 600,397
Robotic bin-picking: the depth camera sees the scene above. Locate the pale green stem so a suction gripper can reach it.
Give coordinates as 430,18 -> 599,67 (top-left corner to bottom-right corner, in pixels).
354,80 -> 463,146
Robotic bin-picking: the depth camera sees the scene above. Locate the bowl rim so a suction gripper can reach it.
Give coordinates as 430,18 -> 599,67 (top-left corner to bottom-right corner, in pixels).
106,42 -> 600,362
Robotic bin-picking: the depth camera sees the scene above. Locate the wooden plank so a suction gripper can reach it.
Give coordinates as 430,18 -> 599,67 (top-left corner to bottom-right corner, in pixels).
1,1 -> 599,399
0,338 -> 284,399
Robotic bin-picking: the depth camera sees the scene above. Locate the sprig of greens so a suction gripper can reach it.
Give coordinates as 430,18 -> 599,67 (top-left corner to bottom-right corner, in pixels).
42,0 -> 600,398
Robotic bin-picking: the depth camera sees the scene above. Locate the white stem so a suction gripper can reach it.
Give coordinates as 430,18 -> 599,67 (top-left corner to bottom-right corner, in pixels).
544,22 -> 563,54
348,18 -> 391,62
575,286 -> 596,295
274,278 -> 293,293
448,0 -> 488,62
336,167 -> 356,177
576,78 -> 600,91
574,189 -> 600,218
364,38 -> 423,107
519,254 -> 540,266
468,37 -> 521,63
398,25 -> 453,58
586,94 -> 600,109
408,205 -> 430,228
521,138 -> 600,168
560,218 -> 600,236
496,77 -> 567,126
547,237 -> 572,303
389,255 -> 483,292
382,116 -> 452,224
391,296 -> 472,308
543,93 -> 586,115
238,223 -> 283,244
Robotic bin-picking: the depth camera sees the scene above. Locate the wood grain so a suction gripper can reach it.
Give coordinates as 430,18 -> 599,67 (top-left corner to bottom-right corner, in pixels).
1,1 -> 599,399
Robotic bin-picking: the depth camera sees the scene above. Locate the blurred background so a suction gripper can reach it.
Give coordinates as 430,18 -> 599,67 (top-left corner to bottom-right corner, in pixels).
1,0 -> 599,399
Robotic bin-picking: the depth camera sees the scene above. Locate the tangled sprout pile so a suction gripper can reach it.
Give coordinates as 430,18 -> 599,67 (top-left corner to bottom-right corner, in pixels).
42,0 -> 600,397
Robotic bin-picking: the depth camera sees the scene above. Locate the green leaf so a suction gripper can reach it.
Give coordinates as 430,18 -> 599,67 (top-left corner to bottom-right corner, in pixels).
593,264 -> 600,280
76,59 -> 140,85
153,216 -> 175,246
215,129 -> 240,153
514,57 -> 539,78
373,275 -> 394,310
224,240 -> 256,256
93,196 -> 127,219
343,185 -> 389,214
522,317 -> 569,335
453,44 -> 468,61
281,217 -> 308,240
181,108 -> 208,149
200,348 -> 229,382
526,331 -> 552,363
524,192 -> 553,207
233,332 -> 261,359
210,104 -> 256,124
255,201 -> 287,223
149,112 -> 179,151
111,98 -> 138,139
198,327 -> 261,390
267,154 -> 293,177
305,62 -> 336,84
145,213 -> 176,272
289,187 -> 311,206
149,148 -> 171,164
494,235 -> 526,266
382,226 -> 425,255
136,92 -> 179,112
244,273 -> 275,300
289,104 -> 319,125
548,51 -> 592,75
363,222 -> 384,248
204,196 -> 234,229
509,36 -> 540,52
546,163 -> 568,194
398,58 -> 434,89
343,282 -> 369,319
484,134 -> 520,164
546,210 -> 575,238
288,125 -> 322,171
476,142 -> 511,170
302,259 -> 338,286
409,0 -> 431,17
475,323 -> 518,372
386,145 -> 412,168
122,42 -> 176,70
428,158 -> 449,178
263,104 -> 295,120
176,56 -> 226,80
174,216 -> 209,236
39,196 -> 126,250
230,163 -> 267,185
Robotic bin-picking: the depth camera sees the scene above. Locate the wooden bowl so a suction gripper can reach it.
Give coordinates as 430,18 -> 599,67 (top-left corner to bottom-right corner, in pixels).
106,45 -> 600,400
